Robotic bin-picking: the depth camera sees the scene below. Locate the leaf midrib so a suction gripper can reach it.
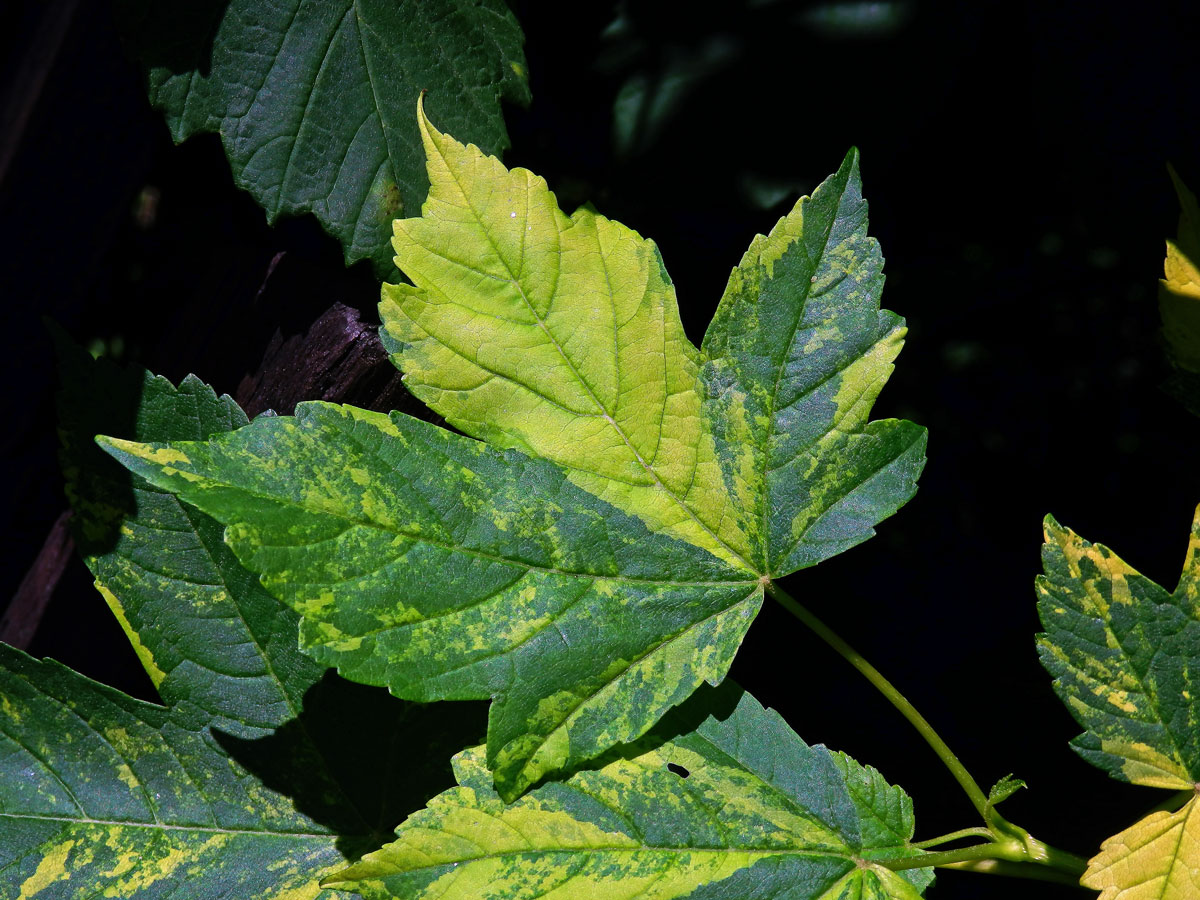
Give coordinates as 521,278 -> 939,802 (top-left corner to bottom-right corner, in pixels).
504,588 -> 763,788
165,450 -> 751,588
427,131 -> 758,575
756,178 -> 847,577
346,842 -> 861,878
0,811 -> 335,839
1162,798 -> 1196,889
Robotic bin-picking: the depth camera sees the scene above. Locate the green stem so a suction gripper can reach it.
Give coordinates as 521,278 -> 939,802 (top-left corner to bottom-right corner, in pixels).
766,581 -> 1091,881
1022,837 -> 1089,876
765,581 -> 991,819
911,827 -> 994,849
880,842 -> 1027,871
937,859 -> 1087,887
879,841 -> 1086,880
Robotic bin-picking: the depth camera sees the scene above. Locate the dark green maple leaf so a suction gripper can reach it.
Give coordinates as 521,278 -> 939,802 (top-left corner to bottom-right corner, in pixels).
100,102 -> 926,800
116,0 -> 530,276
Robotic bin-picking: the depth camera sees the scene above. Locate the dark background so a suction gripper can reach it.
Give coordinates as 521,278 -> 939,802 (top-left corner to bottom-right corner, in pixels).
3,2 -> 1200,897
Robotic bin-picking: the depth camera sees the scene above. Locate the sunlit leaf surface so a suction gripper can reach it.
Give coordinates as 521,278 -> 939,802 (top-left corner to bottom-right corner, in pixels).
101,102 -> 924,798
327,684 -> 933,900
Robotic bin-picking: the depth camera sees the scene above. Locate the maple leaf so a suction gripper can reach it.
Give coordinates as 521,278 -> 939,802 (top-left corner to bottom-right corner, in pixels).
101,100 -> 925,801
116,0 -> 529,276
325,683 -> 933,900
1082,795 -> 1200,900
1038,509 -> 1200,897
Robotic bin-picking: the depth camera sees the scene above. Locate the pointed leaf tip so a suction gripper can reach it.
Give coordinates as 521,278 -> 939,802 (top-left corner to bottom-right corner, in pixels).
416,88 -> 430,128
95,434 -> 160,466
1041,513 -> 1064,540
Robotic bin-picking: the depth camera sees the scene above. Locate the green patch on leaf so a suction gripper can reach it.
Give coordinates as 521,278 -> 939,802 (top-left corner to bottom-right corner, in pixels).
115,0 -> 531,276
324,683 -> 933,900
100,105 -> 924,799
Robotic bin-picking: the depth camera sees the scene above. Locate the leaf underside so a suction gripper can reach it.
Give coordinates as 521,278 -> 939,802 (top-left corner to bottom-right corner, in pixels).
326,683 -> 933,900
1,350 -> 477,898
115,0 -> 531,276
100,103 -> 925,799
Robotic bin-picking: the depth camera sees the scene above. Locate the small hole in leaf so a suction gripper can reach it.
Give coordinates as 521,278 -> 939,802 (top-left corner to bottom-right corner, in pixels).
667,762 -> 690,779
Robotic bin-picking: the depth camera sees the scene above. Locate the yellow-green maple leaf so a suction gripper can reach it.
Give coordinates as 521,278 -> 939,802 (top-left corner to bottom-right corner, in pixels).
100,101 -> 924,801
1083,793 -> 1200,900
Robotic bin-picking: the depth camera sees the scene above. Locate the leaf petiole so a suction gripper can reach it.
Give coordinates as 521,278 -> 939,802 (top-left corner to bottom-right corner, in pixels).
765,581 -> 991,819
766,581 -> 1089,881
937,859 -> 1088,887
911,827 -> 994,849
879,839 -> 1086,880
880,841 -> 1027,870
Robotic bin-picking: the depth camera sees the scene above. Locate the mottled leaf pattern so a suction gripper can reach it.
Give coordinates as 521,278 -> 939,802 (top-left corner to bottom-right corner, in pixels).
1082,794 -> 1200,900
116,0 -> 530,275
0,357 -> 476,898
101,402 -> 760,802
0,646 -> 373,900
325,684 -> 932,900
100,105 -> 923,797
1038,510 -> 1200,898
1037,510 -> 1200,789
701,152 -> 926,575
